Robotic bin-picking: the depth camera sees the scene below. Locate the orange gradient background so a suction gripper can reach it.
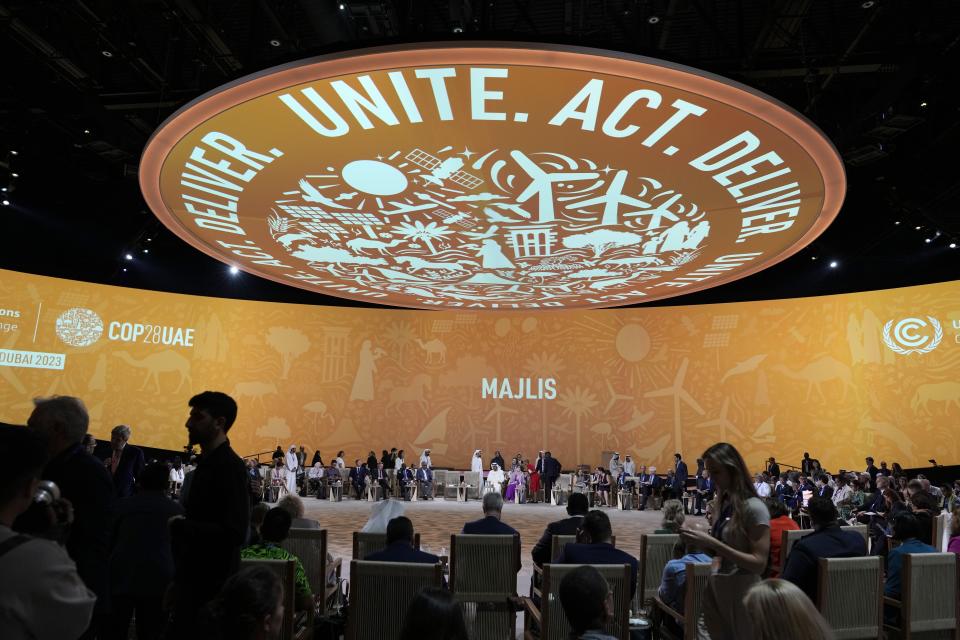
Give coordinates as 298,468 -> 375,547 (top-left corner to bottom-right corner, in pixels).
1,268 -> 958,472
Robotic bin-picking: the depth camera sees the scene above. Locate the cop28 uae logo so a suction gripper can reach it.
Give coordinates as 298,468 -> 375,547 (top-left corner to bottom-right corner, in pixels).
140,44 -> 845,309
882,316 -> 943,355
55,308 -> 103,347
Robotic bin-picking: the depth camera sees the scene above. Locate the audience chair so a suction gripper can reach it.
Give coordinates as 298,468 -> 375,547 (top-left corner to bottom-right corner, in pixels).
551,474 -> 573,506
650,562 -> 711,640
241,558 -> 312,640
780,527 -> 814,575
346,560 -> 444,640
463,471 -> 482,500
450,533 -> 520,640
933,512 -> 948,551
327,477 -> 342,502
637,533 -> 679,613
522,563 -> 632,640
351,531 -> 421,560
618,486 -> 634,510
883,553 -> 958,640
433,470 -> 447,500
815,556 -> 882,640
364,481 -> 383,502
282,528 -> 342,616
532,534 -> 617,598
841,523 -> 870,554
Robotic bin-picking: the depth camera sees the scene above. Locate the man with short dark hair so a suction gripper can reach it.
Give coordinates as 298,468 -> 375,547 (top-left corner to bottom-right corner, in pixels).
864,457 -> 879,491
558,510 -> 639,597
169,391 -> 249,636
782,496 -> 866,602
815,474 -> 834,500
18,395 -> 113,640
241,507 -> 313,611
532,492 -> 589,567
365,516 -> 439,564
0,425 -> 96,640
558,565 -> 618,640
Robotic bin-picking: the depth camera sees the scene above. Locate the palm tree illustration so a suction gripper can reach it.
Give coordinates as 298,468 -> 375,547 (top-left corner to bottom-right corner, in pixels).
524,352 -> 565,450
383,320 -> 416,366
392,221 -> 454,254
557,385 -> 598,463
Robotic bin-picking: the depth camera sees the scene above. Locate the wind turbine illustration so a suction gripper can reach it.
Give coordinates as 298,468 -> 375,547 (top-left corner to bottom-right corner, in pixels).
643,358 -> 705,453
695,397 -> 746,442
604,379 -> 634,413
484,398 -> 518,444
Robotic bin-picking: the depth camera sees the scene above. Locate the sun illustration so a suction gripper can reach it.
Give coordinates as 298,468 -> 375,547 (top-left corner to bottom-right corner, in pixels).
264,145 -> 713,308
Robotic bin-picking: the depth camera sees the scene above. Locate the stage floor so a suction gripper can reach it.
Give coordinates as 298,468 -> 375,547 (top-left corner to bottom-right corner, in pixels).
299,496 -> 705,609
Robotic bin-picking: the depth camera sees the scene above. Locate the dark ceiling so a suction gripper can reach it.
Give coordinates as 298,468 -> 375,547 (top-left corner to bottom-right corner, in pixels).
1,0 -> 958,309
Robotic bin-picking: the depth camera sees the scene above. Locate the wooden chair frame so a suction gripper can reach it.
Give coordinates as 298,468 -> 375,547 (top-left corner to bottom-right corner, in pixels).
815,556 -> 882,640
882,553 -> 960,640
650,562 -> 712,640
521,563 -> 631,640
352,531 -> 421,560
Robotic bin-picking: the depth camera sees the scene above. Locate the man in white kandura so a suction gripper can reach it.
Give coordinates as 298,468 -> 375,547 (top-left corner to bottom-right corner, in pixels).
471,449 -> 484,473
284,445 -> 299,495
419,449 -> 432,469
487,462 -> 506,494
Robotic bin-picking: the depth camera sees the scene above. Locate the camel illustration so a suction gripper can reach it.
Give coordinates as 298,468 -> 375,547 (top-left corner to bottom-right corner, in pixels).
911,382 -> 960,415
384,373 -> 432,414
415,338 -> 447,364
346,237 -> 404,255
769,355 -> 855,402
231,381 -> 277,407
113,351 -> 192,393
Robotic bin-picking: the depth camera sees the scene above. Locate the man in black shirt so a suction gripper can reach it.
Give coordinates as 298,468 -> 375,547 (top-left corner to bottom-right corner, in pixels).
169,391 -> 249,637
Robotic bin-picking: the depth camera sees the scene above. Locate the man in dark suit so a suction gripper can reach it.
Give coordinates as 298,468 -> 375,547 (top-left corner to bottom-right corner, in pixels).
416,462 -> 433,499
557,509 -> 640,597
532,493 -> 589,567
398,464 -> 415,500
542,451 -> 560,499
782,497 -> 866,602
801,452 -> 820,476
815,474 -> 834,500
372,462 -> 389,500
19,395 -> 114,640
365,516 -> 439,564
462,493 -> 520,572
672,453 -> 688,510
766,457 -> 781,479
638,466 -> 660,511
348,459 -> 366,500
169,391 -> 249,638
694,469 -> 713,516
864,457 -> 879,491
107,424 -> 145,498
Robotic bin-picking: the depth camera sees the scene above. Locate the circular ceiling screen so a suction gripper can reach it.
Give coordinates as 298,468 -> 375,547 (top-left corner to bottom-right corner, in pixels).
140,43 -> 845,309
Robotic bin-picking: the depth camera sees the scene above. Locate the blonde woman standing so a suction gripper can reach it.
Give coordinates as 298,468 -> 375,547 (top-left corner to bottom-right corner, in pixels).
679,442 -> 770,639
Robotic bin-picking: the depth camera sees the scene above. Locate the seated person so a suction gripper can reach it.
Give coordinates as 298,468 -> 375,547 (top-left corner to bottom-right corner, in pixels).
656,499 -> 685,533
306,462 -> 324,498
240,508 -> 312,612
399,587 -> 468,640
638,467 -> 660,510
531,493 -> 588,567
205,566 -> 285,640
558,565 -> 619,640
365,516 -> 439,565
248,502 -> 270,546
885,512 -> 937,600
782,497 -> 866,602
0,426 -> 96,640
398,464 -> 416,500
765,497 -> 799,577
462,493 -> 520,571
558,510 -> 640,597
276,494 -> 319,529
658,537 -> 712,634
415,462 -> 433,499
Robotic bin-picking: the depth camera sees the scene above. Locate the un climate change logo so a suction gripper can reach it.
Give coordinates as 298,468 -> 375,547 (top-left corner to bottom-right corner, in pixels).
882,316 -> 943,355
55,308 -> 104,348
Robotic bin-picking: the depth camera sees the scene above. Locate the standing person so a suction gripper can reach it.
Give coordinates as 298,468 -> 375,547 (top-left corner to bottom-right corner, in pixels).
528,457 -> 541,503
679,442 -> 770,640
608,452 -> 622,478
296,446 -> 307,469
1,425 -> 97,640
864,457 -> 879,491
108,462 -> 184,640
491,450 -> 505,470
18,396 -> 113,640
107,424 -> 145,498
169,391 -> 249,638
695,469 -> 713,516
471,449 -> 484,473
335,451 -> 345,469
543,451 -> 560,500
419,448 -> 432,469
801,452 -> 819,477
311,450 -> 321,466
284,446 -> 298,496
366,450 -> 378,472
673,453 -> 689,510
765,457 -> 780,479
271,446 -> 283,465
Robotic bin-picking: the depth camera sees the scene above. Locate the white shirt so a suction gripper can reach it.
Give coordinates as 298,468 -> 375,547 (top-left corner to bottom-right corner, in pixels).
395,457 -> 404,471
0,525 -> 96,640
471,452 -> 483,473
754,481 -> 771,497
308,465 -> 324,479
285,450 -> 298,472
487,468 -> 505,487
420,453 -> 432,468
169,467 -> 184,484
335,457 -> 345,469
623,461 -> 636,476
832,484 -> 851,506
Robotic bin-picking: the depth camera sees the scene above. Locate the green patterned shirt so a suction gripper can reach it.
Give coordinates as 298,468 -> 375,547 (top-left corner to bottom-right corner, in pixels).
240,543 -> 312,598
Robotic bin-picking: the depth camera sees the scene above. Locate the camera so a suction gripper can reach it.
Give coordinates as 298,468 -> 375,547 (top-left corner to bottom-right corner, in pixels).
34,480 -> 60,505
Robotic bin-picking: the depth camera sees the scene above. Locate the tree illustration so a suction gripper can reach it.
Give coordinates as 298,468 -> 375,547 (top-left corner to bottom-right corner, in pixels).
384,320 -> 416,366
392,221 -> 454,254
557,386 -> 598,463
524,352 -> 565,450
256,416 -> 292,442
562,229 -> 643,258
266,326 -> 311,379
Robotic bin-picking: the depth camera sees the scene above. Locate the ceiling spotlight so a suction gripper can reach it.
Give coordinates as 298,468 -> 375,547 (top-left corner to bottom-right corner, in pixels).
10,173 -> 18,178
1,188 -> 6,192
9,150 -> 17,156
339,3 -> 345,9
83,129 -> 91,134
950,243 -> 957,249
861,0 -> 874,7
102,50 -> 113,58
894,220 -> 901,225
143,248 -> 149,254
829,261 -> 838,268
811,256 -> 818,261
647,15 -> 660,24
452,26 -> 464,33
920,101 -> 928,108
122,268 -> 127,272
925,238 -> 932,243
269,39 -> 281,47
125,253 -> 133,260
915,226 -> 922,230
229,265 -> 239,275
1,199 -> 9,206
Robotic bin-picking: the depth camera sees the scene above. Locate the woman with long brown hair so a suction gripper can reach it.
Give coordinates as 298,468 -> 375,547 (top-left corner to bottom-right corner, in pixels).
679,442 -> 770,639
